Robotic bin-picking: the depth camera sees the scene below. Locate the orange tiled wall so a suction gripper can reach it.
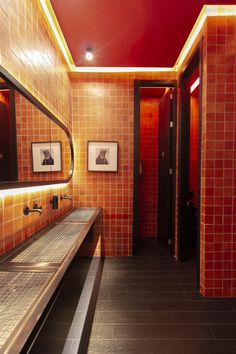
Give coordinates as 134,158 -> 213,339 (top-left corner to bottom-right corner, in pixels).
0,0 -> 72,256
0,185 -> 72,255
71,72 -> 176,256
139,98 -> 159,238
200,16 -> 236,296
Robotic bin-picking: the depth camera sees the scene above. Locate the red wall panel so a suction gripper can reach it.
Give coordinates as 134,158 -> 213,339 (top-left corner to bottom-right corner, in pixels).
139,98 -> 159,238
190,96 -> 199,205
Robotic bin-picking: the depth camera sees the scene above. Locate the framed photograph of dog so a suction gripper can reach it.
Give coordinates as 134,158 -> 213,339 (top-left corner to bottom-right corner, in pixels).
87,141 -> 118,172
31,141 -> 62,172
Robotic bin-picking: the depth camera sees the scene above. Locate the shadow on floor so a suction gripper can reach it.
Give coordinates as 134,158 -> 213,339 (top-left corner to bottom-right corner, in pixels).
22,257 -> 93,354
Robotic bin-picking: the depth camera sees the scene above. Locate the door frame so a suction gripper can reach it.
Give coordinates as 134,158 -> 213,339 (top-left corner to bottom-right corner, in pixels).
178,43 -> 203,288
133,79 -> 177,255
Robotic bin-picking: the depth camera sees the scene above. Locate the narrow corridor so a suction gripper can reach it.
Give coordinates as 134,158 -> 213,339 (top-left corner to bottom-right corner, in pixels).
88,239 -> 236,354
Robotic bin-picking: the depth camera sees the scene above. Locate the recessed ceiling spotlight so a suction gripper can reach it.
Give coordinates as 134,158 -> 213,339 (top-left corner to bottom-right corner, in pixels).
85,48 -> 93,61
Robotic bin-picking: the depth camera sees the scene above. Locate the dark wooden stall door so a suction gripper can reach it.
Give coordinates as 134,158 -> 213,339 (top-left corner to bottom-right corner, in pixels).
158,89 -> 173,249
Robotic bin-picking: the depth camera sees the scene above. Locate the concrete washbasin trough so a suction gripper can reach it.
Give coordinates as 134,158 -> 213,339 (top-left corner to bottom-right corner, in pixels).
0,208 -> 101,354
0,270 -> 53,353
59,208 -> 98,223
9,223 -> 85,264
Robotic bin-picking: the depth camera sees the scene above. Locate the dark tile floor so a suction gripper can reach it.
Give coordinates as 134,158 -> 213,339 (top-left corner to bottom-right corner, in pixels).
88,239 -> 236,354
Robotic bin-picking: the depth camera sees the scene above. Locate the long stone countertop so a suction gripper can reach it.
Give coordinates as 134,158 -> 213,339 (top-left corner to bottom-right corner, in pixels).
0,207 -> 101,354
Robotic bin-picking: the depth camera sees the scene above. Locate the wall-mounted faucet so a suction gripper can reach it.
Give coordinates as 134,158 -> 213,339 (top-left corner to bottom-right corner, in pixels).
23,202 -> 42,216
60,194 -> 72,201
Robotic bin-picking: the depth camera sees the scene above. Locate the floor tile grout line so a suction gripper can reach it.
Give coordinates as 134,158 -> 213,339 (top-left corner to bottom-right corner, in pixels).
88,338 -> 235,342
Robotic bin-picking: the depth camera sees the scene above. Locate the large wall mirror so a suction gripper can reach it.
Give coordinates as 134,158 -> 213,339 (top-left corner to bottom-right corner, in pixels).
0,65 -> 74,189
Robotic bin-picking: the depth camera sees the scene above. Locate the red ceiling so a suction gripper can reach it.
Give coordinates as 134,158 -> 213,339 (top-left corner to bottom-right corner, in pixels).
51,0 -> 236,67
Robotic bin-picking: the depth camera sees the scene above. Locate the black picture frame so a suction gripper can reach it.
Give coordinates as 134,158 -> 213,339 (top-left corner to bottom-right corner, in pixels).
31,141 -> 62,172
87,141 -> 118,172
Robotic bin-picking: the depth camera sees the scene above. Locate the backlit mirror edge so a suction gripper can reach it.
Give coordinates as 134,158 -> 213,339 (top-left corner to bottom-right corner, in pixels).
0,64 -> 74,190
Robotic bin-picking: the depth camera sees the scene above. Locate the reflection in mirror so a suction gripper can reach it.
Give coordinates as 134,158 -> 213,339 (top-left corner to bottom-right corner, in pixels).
0,71 -> 73,188
15,91 -> 51,181
15,92 -> 71,182
50,120 -> 71,180
0,78 -> 17,182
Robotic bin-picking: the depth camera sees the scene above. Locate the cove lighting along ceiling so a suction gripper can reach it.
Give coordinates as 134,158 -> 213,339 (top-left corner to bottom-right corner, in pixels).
40,2 -> 236,73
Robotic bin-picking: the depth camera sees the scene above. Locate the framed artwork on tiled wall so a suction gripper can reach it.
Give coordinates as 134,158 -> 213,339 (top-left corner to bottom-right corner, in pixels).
31,141 -> 62,172
87,141 -> 118,172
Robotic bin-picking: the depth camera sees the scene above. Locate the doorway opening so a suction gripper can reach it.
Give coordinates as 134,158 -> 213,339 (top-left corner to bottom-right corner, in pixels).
133,80 -> 177,255
178,47 -> 202,288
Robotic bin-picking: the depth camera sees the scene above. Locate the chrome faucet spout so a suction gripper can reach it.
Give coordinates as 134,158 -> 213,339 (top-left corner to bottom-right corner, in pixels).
23,204 -> 42,216
60,194 -> 72,201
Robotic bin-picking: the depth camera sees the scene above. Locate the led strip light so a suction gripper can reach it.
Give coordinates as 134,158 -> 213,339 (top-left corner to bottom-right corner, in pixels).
175,5 -> 236,70
71,65 -> 174,73
39,0 -> 74,67
0,183 -> 67,196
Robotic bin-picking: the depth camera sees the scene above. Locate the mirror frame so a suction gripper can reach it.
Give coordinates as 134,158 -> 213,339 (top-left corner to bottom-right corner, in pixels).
0,64 -> 74,190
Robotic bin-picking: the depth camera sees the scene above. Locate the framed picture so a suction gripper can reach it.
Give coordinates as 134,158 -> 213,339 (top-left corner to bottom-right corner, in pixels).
31,141 -> 62,172
87,141 -> 118,172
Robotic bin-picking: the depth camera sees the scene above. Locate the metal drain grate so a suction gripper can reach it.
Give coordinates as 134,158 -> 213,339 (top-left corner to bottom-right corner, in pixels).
0,271 -> 52,350
10,223 -> 84,263
62,208 -> 96,223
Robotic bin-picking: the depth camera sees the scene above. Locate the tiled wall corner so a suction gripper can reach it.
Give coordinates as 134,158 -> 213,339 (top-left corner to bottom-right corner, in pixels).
200,16 -> 236,297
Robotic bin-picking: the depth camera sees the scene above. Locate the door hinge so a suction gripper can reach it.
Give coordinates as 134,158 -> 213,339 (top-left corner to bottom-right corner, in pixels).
170,92 -> 173,99
170,121 -> 173,128
168,238 -> 172,246
169,168 -> 173,175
